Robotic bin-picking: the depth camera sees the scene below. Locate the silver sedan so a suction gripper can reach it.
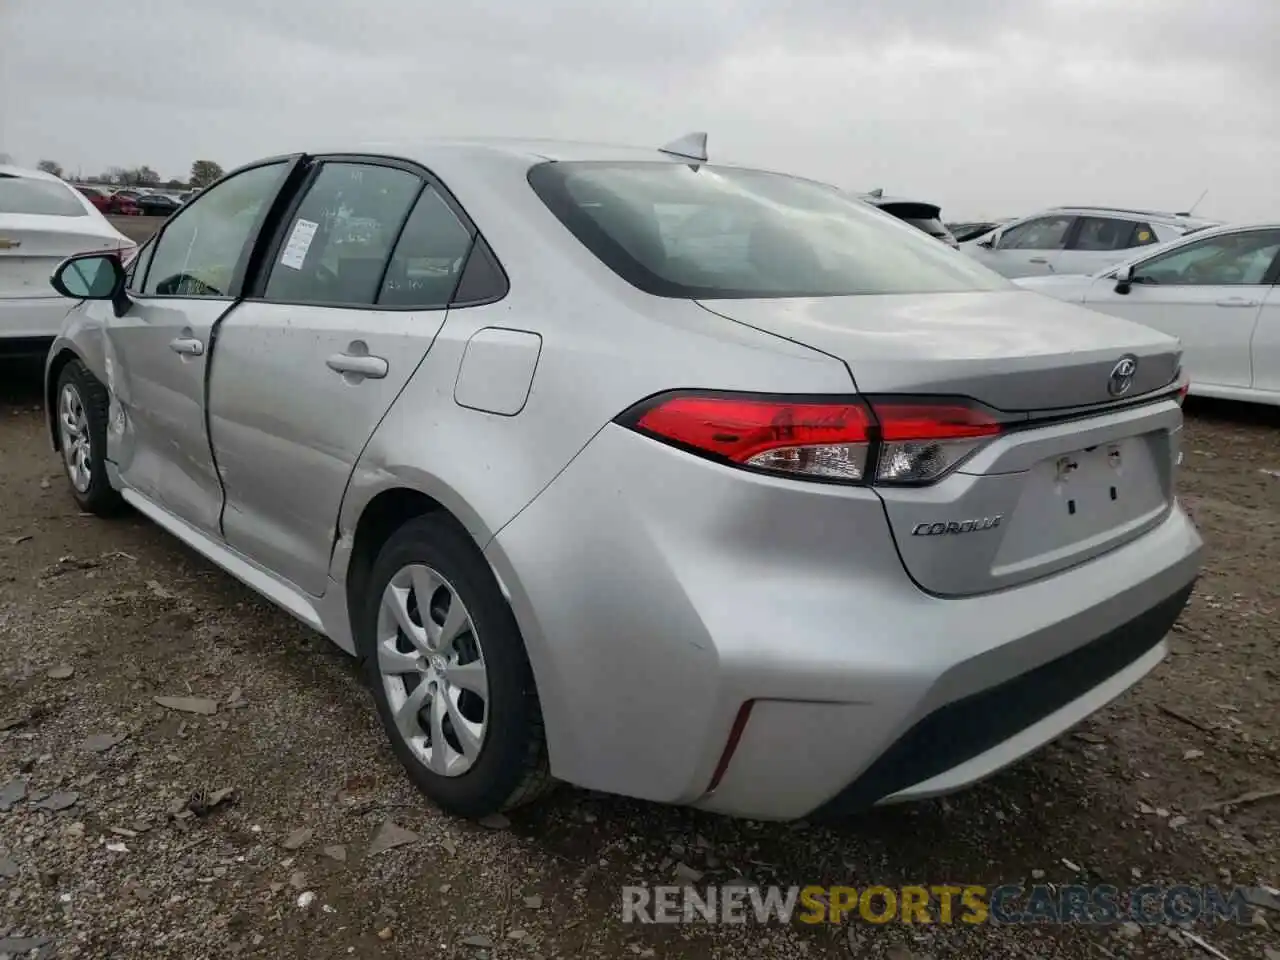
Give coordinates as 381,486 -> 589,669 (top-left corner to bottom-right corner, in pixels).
43,135 -> 1201,820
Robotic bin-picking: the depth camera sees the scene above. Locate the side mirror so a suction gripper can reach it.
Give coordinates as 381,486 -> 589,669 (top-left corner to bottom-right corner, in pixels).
51,252 -> 125,301
978,232 -> 998,250
1114,264 -> 1136,294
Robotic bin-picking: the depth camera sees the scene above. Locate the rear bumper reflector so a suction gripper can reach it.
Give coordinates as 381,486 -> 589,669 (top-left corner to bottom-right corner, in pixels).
705,700 -> 755,795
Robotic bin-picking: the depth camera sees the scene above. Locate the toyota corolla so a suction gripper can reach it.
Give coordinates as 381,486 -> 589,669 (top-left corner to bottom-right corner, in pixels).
43,134 -> 1201,820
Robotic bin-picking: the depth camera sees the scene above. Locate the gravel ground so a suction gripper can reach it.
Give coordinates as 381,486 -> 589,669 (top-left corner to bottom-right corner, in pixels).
1,359 -> 1277,960
106,216 -> 166,245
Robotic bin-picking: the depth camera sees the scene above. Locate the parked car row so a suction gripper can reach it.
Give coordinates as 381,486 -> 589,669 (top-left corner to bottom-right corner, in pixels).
1016,223 -> 1280,405
71,183 -> 192,218
847,194 -> 1271,403
870,196 -> 1218,280
960,206 -> 1219,278
25,134 -> 1203,825
73,184 -> 141,216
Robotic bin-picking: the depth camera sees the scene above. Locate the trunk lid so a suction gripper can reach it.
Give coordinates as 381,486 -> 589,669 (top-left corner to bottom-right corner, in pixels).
697,290 -> 1180,411
0,214 -> 127,300
698,290 -> 1185,595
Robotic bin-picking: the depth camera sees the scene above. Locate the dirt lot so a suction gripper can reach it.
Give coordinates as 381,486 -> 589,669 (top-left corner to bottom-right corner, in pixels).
107,216 -> 166,245
1,358 -> 1277,960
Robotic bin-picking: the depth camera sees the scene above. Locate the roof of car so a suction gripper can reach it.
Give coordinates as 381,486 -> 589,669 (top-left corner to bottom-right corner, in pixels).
1145,220 -> 1280,239
1045,205 -> 1220,229
0,163 -> 63,182
280,136 -> 859,183
298,137 -> 730,167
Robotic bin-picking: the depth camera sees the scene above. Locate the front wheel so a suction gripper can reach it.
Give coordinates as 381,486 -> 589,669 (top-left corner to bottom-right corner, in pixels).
55,360 -> 125,517
359,514 -> 554,818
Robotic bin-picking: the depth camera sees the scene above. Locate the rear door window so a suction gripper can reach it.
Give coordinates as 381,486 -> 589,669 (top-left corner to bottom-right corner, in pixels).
1070,216 -> 1140,252
1130,222 -> 1160,246
0,175 -> 87,217
263,162 -> 421,307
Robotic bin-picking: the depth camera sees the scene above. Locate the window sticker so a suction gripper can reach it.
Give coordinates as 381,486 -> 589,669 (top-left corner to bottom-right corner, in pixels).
279,218 -> 319,270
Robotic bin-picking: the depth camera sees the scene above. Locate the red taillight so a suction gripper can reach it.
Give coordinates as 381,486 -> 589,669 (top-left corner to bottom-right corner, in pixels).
873,402 -> 1003,441
620,392 -> 1005,486
632,394 -> 874,482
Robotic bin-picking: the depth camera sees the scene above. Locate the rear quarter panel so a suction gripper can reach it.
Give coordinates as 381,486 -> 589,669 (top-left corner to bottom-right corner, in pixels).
329,148 -> 856,573
327,150 -> 857,781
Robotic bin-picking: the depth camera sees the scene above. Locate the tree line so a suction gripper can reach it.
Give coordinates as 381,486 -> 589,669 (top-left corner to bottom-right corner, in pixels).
33,159 -> 226,190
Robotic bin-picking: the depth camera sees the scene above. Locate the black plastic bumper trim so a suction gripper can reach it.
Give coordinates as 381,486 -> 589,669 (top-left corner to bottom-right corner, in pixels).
812,580 -> 1195,818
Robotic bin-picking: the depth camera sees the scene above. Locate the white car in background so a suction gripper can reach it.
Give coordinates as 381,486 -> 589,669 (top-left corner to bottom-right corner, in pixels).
962,206 -> 1218,279
0,165 -> 136,356
1017,223 -> 1280,405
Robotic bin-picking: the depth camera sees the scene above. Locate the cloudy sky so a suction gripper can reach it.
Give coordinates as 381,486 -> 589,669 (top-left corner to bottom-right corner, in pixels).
2,0 -> 1277,222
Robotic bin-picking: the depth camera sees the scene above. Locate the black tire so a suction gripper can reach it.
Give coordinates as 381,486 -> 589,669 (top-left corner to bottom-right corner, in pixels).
359,514 -> 555,818
54,360 -> 126,517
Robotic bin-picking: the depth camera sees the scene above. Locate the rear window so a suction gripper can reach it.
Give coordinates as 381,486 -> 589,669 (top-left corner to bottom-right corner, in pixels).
875,204 -> 951,239
528,162 -> 1008,299
0,175 -> 87,217
899,217 -> 950,238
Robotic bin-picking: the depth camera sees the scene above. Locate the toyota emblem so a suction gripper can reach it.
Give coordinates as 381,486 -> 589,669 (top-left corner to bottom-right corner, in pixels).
1108,355 -> 1138,397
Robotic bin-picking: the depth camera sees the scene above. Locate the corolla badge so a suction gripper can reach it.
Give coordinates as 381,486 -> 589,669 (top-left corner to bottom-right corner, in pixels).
1108,355 -> 1139,397
912,516 -> 1003,536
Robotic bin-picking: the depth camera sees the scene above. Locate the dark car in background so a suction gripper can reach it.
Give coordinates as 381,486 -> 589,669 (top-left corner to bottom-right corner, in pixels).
133,193 -> 182,217
860,190 -> 959,248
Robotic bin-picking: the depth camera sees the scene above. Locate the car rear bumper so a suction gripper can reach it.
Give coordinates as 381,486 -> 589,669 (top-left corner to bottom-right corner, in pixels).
0,297 -> 71,346
810,580 -> 1189,816
486,423 -> 1202,821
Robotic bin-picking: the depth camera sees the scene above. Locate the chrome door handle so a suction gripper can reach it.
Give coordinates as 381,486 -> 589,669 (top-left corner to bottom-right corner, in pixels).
326,353 -> 388,379
169,337 -> 204,356
1215,297 -> 1260,307
1028,257 -> 1049,264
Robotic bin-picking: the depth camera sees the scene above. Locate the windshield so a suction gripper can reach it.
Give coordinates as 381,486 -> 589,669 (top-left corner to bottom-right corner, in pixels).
0,175 -> 88,217
527,161 -> 1009,299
